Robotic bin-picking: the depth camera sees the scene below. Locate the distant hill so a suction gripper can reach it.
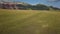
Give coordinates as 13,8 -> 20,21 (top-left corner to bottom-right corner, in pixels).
0,1 -> 60,10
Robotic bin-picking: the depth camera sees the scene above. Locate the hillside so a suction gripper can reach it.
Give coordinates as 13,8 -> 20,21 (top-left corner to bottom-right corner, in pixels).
0,9 -> 60,34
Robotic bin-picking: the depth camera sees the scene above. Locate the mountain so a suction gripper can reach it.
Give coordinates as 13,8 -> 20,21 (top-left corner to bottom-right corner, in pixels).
0,1 -> 60,10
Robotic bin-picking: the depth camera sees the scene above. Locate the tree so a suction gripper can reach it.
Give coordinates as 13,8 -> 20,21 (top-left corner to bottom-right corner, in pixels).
34,4 -> 49,10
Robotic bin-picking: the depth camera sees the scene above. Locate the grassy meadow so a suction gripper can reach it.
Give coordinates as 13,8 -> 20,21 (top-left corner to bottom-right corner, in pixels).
0,9 -> 60,34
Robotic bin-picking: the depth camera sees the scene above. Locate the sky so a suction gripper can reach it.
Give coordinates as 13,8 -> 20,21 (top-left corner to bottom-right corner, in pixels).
0,0 -> 60,8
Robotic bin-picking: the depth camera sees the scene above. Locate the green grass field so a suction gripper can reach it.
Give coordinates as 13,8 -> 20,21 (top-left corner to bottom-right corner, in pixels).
0,9 -> 60,34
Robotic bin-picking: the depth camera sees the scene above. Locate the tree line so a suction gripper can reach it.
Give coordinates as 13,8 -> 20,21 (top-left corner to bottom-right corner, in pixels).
16,3 -> 60,10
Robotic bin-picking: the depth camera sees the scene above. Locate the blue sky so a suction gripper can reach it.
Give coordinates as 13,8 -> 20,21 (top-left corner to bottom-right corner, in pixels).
16,0 -> 60,8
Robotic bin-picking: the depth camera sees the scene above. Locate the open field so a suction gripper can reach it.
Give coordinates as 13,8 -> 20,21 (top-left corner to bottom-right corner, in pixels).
0,9 -> 60,34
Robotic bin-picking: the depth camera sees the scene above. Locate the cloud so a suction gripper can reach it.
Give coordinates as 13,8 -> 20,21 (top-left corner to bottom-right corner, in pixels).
0,0 -> 14,2
47,0 -> 60,2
